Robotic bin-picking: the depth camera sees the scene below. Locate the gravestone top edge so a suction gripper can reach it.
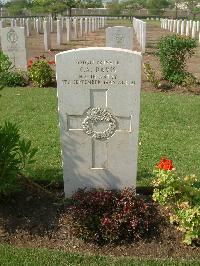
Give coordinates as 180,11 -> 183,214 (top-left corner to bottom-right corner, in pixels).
55,47 -> 142,60
106,26 -> 133,29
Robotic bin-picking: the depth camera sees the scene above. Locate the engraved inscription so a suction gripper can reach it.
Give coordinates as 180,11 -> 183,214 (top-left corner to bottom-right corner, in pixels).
114,33 -> 125,46
62,59 -> 136,86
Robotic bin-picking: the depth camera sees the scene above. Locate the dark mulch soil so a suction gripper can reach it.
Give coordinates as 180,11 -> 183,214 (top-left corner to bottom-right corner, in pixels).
0,182 -> 199,260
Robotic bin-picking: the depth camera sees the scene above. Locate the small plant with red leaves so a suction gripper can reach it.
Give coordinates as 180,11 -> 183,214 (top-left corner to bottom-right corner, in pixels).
69,188 -> 161,244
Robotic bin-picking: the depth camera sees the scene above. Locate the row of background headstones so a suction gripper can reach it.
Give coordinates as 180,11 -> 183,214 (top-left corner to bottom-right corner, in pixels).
161,18 -> 200,42
0,16 -> 148,71
0,17 -> 107,51
0,16 -> 106,37
133,18 -> 146,53
0,17 -> 107,71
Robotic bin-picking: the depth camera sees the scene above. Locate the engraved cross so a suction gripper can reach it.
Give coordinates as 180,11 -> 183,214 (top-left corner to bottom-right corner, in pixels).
66,89 -> 132,169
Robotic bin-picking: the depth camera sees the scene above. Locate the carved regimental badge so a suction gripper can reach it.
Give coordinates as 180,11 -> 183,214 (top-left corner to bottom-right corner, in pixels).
7,28 -> 18,45
82,107 -> 117,140
114,33 -> 125,45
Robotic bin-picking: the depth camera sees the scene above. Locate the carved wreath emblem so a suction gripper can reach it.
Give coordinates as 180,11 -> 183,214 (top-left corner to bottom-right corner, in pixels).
7,29 -> 18,44
82,107 -> 117,140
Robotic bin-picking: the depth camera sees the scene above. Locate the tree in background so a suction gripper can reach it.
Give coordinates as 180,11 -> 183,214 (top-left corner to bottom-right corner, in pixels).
31,0 -> 68,17
107,2 -> 122,16
146,0 -> 171,16
121,0 -> 147,16
167,0 -> 200,19
79,0 -> 103,8
184,0 -> 200,19
5,0 -> 30,16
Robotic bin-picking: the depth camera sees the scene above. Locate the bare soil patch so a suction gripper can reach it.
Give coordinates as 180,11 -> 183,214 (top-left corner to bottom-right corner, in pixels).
0,183 -> 199,260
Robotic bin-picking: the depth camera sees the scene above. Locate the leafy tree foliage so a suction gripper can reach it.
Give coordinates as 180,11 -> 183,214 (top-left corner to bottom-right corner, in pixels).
79,0 -> 103,8
121,0 -> 147,15
31,0 -> 75,16
146,0 -> 171,15
107,2 -> 122,16
184,0 -> 200,19
5,0 -> 30,16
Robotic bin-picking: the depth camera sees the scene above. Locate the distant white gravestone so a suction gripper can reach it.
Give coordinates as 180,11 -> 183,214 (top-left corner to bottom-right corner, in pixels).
1,27 -> 27,71
106,26 -> 133,50
56,48 -> 141,197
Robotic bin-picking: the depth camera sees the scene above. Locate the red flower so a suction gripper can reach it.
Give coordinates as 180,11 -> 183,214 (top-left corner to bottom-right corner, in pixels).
48,60 -> 55,65
156,157 -> 173,171
27,59 -> 33,68
101,217 -> 111,226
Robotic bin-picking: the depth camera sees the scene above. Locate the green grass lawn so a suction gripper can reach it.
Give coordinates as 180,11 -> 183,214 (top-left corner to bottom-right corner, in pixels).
0,245 -> 199,266
0,87 -> 200,186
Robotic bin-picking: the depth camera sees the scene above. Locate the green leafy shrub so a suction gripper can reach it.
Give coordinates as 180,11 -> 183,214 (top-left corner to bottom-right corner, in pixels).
0,50 -> 12,73
152,157 -> 200,245
69,188 -> 160,244
0,50 -> 27,87
28,59 -> 54,87
0,50 -> 12,89
0,121 -> 37,195
1,71 -> 27,87
157,35 -> 197,84
143,62 -> 159,88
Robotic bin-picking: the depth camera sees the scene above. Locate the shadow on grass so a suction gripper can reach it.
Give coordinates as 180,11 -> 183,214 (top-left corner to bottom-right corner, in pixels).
29,167 -> 63,183
137,168 -> 154,182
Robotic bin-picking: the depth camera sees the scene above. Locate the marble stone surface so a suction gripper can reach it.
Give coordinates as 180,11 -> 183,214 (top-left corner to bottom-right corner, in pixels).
56,47 -> 141,197
1,27 -> 27,71
106,26 -> 133,50
43,20 -> 51,51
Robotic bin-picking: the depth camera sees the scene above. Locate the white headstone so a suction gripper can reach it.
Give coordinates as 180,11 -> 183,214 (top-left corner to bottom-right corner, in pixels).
38,18 -> 42,33
43,20 -> 51,51
189,20 -> 192,29
0,19 -> 3,42
141,22 -> 146,53
169,19 -> 173,32
84,18 -> 88,34
106,26 -> 133,50
92,17 -> 95,32
1,27 -> 27,71
50,17 -> 53,32
173,20 -> 176,32
73,18 -> 78,38
26,18 -> 30,37
33,18 -> 36,29
36,19 -> 40,33
57,19 -> 62,46
180,20 -> 185,35
186,21 -> 190,36
61,17 -> 64,29
11,19 -> 14,28
20,18 -> 23,27
177,20 -> 180,34
197,21 -> 199,32
88,17 -> 92,32
14,19 -> 17,27
79,18 -> 83,37
66,18 -> 71,42
192,22 -> 196,38
56,47 -> 142,197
